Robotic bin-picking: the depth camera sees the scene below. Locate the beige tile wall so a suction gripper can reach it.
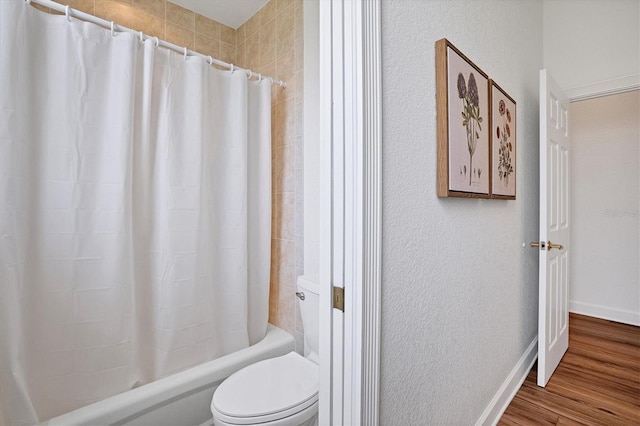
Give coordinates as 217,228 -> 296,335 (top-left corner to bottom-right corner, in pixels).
38,0 -> 237,64
33,0 -> 304,352
236,0 -> 305,352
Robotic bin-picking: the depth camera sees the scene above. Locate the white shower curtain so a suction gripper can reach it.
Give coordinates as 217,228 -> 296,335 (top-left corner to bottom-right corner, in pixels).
0,1 -> 272,424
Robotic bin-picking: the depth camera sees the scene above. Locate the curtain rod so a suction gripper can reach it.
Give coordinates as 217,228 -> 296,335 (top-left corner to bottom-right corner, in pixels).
24,0 -> 287,88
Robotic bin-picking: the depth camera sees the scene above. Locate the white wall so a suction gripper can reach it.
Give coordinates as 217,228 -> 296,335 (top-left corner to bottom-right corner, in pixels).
544,0 -> 640,325
543,0 -> 640,100
570,91 -> 640,325
380,1 -> 542,424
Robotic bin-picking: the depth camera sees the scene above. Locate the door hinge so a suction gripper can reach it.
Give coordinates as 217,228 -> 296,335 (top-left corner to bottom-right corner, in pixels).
333,286 -> 345,312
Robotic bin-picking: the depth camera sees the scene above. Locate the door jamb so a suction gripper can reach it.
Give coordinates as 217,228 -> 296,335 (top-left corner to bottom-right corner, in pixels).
318,0 -> 382,424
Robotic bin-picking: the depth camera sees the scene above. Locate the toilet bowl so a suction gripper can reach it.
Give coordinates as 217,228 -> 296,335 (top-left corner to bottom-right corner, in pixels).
211,275 -> 319,426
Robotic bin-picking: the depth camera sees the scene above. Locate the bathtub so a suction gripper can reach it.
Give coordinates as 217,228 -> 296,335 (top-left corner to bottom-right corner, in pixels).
42,325 -> 295,426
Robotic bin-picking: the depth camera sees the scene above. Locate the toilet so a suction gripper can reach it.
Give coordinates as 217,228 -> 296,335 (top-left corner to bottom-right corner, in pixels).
211,275 -> 319,426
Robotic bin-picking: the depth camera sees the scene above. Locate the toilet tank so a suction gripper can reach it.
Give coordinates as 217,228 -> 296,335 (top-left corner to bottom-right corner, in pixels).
296,275 -> 319,364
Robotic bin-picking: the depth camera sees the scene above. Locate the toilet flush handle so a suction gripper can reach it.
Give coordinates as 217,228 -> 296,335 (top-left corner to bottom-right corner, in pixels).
295,291 -> 305,301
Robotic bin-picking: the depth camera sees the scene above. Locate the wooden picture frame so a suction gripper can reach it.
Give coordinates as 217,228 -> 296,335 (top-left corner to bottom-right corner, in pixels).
436,38 -> 490,198
489,80 -> 517,199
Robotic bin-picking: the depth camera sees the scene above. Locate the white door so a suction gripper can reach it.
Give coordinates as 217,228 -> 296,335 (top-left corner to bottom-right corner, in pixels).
536,69 -> 570,387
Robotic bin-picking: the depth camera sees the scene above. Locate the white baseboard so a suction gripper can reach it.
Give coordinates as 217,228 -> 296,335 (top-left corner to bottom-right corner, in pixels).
570,301 -> 640,326
476,337 -> 538,426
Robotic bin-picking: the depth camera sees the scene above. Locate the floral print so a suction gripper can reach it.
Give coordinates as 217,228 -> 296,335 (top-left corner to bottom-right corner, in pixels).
458,72 -> 483,186
468,73 -> 479,108
496,99 -> 513,185
457,73 -> 467,99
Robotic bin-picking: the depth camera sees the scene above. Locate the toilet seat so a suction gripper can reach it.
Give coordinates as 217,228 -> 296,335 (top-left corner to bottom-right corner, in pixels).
211,352 -> 318,425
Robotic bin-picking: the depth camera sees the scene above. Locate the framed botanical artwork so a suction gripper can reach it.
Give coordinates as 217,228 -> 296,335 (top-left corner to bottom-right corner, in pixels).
436,38 -> 490,198
489,80 -> 516,199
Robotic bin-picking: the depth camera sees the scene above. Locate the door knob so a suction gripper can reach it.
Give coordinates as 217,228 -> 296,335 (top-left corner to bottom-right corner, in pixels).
547,241 -> 563,251
530,241 -> 563,250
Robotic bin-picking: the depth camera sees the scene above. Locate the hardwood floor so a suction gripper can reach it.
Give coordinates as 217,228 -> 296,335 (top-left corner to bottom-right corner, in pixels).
499,313 -> 640,426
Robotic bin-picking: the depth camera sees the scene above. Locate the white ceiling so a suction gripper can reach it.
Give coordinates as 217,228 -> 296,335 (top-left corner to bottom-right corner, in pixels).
170,0 -> 268,29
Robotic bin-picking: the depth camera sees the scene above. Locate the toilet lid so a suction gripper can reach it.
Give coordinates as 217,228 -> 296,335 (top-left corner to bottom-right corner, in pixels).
211,352 -> 318,424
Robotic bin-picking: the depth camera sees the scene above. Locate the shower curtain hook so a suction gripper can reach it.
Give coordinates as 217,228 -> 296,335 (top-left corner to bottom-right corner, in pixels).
65,5 -> 71,21
138,31 -> 144,43
207,56 -> 213,65
258,73 -> 262,82
183,47 -> 188,60
153,37 -> 159,48
110,21 -> 116,37
230,64 -> 234,74
25,0 -> 31,5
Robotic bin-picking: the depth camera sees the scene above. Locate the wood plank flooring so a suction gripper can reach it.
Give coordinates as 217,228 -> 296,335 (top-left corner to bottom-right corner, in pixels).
499,313 -> 640,426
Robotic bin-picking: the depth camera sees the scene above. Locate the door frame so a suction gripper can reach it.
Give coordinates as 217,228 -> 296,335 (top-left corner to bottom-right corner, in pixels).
318,0 -> 382,424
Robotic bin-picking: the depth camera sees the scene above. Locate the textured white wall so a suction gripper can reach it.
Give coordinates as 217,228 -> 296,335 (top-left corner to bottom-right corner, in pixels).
543,0 -> 640,99
570,91 -> 640,325
381,1 -> 542,424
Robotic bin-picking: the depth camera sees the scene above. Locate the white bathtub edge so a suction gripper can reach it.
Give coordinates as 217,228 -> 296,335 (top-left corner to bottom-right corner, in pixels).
43,325 -> 295,426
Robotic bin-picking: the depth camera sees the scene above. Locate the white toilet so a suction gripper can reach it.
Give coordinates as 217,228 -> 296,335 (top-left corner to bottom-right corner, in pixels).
211,275 -> 319,426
